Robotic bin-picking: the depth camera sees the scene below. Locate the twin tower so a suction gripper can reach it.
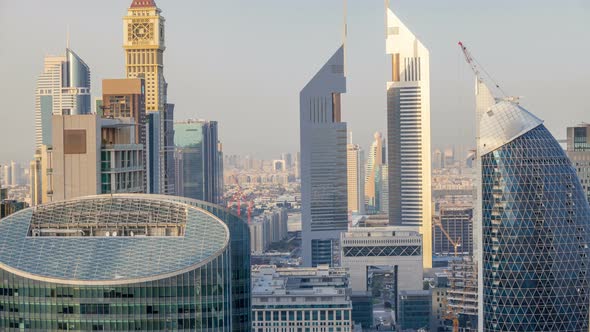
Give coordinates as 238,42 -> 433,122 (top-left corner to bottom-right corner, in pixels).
299,3 -> 590,331
299,5 -> 432,268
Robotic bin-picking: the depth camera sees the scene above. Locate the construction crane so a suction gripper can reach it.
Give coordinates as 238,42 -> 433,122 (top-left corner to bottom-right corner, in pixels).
458,41 -> 509,99
226,174 -> 254,224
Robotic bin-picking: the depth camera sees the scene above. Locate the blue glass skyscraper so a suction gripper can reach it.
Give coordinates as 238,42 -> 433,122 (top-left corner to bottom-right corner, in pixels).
479,100 -> 590,331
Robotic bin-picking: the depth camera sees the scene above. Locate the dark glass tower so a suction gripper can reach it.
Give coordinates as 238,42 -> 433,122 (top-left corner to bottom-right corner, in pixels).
479,101 -> 590,331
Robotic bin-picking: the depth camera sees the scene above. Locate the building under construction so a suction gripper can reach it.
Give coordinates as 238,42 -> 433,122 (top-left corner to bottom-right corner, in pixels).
446,257 -> 478,331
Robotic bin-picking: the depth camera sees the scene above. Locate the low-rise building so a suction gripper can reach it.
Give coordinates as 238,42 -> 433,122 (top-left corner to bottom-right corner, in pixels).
251,265 -> 353,332
397,290 -> 431,331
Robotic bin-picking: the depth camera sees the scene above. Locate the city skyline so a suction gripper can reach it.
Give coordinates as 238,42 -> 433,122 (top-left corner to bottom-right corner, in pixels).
1,0 -> 589,162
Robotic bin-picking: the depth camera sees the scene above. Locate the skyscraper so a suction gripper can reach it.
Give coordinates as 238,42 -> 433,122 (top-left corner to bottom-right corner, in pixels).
300,46 -> 348,267
566,123 -> 590,202
174,119 -> 224,204
365,132 -> 385,212
385,5 -> 432,268
123,0 -> 174,194
35,48 -> 91,148
477,98 -> 590,331
347,140 -> 364,214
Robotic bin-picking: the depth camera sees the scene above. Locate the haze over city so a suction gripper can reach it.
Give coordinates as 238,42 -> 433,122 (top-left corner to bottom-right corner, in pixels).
2,1 -> 590,331
1,0 -> 589,162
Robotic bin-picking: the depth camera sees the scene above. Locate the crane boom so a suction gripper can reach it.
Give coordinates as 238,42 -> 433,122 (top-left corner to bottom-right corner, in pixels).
458,41 -> 506,97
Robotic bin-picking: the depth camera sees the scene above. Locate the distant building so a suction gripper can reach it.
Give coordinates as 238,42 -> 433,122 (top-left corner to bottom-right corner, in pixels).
365,132 -> 385,212
386,5 -> 432,269
251,265 -> 353,332
433,206 -> 473,256
397,290 -> 431,331
2,164 -> 11,187
566,123 -> 590,202
347,142 -> 365,214
35,48 -> 91,148
249,208 -> 289,254
281,152 -> 293,170
1,187 -> 29,219
300,46 -> 348,267
433,149 -> 443,169
174,119 -> 223,204
272,159 -> 286,172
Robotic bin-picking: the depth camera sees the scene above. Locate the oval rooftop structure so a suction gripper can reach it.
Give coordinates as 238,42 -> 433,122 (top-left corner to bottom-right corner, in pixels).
0,194 -> 229,285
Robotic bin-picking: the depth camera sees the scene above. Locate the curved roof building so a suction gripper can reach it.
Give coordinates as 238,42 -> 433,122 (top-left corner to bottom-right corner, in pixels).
0,194 -> 250,331
479,100 -> 590,331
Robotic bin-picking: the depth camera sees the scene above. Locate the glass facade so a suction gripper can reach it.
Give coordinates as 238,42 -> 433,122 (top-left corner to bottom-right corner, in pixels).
0,195 -> 250,331
174,121 -> 223,204
177,198 -> 251,332
0,255 -> 231,331
481,125 -> 590,331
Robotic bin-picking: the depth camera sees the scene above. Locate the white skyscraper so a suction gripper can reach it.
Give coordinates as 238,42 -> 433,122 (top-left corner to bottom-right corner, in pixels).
35,49 -> 91,148
385,4 -> 432,268
300,46 -> 348,267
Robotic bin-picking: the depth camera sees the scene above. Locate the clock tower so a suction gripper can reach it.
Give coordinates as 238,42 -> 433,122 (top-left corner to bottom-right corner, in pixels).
123,0 -> 166,113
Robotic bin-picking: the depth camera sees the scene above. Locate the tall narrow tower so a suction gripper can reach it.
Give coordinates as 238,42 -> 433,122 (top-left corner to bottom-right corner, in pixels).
35,49 -> 91,148
300,46 -> 348,267
385,5 -> 432,268
123,0 -> 166,113
123,0 -> 174,194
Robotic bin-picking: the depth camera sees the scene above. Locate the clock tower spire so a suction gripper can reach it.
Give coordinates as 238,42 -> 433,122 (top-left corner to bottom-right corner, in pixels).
123,0 -> 165,113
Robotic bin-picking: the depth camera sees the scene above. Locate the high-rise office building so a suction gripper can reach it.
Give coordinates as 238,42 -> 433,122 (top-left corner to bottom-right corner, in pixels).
123,0 -> 174,194
102,78 -> 147,190
433,206 -> 473,256
365,131 -> 385,212
0,194 -> 249,331
385,5 -> 432,268
35,48 -> 91,148
174,120 -> 223,204
48,112 -> 145,202
300,46 -> 348,267
476,99 -> 590,330
566,123 -> 590,202
347,141 -> 365,214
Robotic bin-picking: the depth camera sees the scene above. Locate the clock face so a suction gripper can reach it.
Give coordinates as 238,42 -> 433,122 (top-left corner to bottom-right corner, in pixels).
131,22 -> 153,41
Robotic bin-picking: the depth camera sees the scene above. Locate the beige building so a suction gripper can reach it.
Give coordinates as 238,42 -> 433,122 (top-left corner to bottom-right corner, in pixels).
365,132 -> 384,210
340,226 -> 423,294
50,114 -> 101,201
347,142 -> 364,214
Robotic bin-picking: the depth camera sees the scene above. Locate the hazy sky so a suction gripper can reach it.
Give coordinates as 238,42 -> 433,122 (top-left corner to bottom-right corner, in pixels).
1,0 -> 589,163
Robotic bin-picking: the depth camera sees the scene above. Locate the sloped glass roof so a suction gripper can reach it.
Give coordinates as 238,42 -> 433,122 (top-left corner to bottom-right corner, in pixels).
0,195 -> 229,284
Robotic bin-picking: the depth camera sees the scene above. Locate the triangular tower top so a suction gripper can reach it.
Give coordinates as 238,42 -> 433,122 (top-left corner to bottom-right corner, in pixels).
130,0 -> 157,8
